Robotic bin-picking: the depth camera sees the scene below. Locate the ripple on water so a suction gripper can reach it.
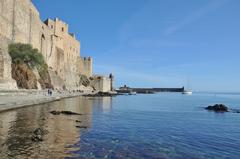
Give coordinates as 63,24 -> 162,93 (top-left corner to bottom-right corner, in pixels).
0,94 -> 240,158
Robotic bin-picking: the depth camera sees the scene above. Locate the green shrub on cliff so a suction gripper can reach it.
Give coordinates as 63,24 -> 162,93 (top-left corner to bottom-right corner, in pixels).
9,43 -> 53,89
8,43 -> 45,66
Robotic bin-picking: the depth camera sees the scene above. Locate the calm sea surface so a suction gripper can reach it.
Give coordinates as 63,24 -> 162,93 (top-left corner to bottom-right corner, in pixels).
0,93 -> 240,159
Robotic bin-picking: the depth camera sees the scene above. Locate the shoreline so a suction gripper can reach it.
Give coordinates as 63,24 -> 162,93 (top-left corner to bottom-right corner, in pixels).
0,90 -> 93,113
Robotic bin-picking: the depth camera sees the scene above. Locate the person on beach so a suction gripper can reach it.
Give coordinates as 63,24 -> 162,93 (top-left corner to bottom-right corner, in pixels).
47,89 -> 53,96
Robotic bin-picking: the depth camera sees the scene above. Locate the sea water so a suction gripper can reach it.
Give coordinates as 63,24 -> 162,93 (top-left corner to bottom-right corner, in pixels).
0,93 -> 240,159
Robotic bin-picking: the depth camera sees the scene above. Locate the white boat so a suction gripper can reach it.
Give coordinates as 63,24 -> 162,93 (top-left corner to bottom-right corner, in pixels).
128,91 -> 137,95
182,90 -> 193,95
182,77 -> 193,95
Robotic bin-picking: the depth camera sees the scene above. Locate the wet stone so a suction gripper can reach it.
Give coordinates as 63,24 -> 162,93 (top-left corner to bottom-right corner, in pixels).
31,128 -> 48,142
50,111 -> 61,115
83,91 -> 116,97
31,134 -> 43,142
205,104 -> 229,112
50,110 -> 82,116
75,126 -> 88,129
61,111 -> 82,115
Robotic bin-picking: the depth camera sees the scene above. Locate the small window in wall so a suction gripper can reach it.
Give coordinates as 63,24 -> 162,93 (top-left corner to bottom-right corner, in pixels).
51,25 -> 53,29
62,27 -> 64,32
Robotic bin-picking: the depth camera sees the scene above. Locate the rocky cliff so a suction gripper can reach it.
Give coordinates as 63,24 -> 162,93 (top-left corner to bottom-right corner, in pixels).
37,65 -> 53,89
9,43 -> 53,90
11,63 -> 53,90
12,63 -> 38,89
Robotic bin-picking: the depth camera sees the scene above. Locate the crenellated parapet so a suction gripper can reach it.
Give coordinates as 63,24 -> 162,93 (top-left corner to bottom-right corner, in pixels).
78,57 -> 93,77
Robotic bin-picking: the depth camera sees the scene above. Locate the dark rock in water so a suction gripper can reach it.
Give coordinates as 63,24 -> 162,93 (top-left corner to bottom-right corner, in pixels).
83,91 -> 116,97
50,111 -> 61,115
31,128 -> 48,142
61,111 -> 82,115
205,104 -> 228,112
76,120 -> 82,123
32,134 -> 43,142
75,125 -> 88,129
33,128 -> 44,136
50,110 -> 81,115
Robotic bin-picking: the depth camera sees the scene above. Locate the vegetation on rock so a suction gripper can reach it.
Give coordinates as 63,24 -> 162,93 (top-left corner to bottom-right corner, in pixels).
8,43 -> 52,89
9,43 -> 44,66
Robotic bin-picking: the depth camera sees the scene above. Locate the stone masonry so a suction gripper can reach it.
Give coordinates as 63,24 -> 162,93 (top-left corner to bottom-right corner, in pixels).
0,0 -> 92,90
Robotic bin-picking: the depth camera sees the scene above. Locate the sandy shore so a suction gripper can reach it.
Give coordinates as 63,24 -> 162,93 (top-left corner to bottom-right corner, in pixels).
0,90 -> 92,113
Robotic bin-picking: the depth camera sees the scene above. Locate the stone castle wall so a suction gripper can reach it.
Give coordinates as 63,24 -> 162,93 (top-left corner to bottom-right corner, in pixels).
0,35 -> 17,89
0,0 -> 93,90
78,57 -> 93,77
91,76 -> 111,92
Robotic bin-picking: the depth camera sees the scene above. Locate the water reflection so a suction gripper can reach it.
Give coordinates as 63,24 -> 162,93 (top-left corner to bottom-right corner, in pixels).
0,96 -> 109,159
2,94 -> 239,158
87,97 -> 113,113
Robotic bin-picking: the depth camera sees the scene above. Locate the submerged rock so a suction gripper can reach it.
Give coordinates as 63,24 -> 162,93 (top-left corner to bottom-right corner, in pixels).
205,104 -> 229,112
50,110 -> 82,115
83,91 -> 116,97
75,125 -> 88,129
50,110 -> 61,115
33,128 -> 44,135
32,134 -> 43,142
31,128 -> 48,142
61,111 -> 82,115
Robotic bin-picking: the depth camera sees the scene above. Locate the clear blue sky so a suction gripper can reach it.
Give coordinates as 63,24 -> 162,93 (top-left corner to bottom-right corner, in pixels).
32,0 -> 240,92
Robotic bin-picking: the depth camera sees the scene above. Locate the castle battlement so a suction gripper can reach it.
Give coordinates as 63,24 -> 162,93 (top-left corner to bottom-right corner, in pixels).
83,57 -> 92,61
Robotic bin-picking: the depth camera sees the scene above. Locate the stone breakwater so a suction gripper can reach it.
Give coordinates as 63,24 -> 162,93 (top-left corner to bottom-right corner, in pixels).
0,90 -> 93,112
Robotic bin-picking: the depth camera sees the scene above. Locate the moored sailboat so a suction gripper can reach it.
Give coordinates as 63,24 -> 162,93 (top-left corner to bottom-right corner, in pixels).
182,90 -> 193,95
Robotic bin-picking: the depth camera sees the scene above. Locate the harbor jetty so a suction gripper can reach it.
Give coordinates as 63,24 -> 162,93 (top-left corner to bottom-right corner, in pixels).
116,85 -> 185,94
